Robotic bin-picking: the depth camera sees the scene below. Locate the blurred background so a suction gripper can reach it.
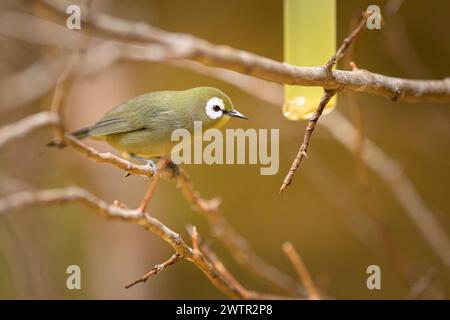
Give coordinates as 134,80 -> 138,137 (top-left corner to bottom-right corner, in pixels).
0,0 -> 449,299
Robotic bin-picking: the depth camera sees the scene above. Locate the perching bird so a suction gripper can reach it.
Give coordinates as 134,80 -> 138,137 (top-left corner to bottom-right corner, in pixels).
51,87 -> 247,169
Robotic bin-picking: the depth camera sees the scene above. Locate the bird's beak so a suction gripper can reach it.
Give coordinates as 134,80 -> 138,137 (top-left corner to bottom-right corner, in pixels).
226,109 -> 248,120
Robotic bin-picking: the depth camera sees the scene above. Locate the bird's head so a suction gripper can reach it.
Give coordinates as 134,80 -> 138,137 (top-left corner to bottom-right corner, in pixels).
186,87 -> 248,128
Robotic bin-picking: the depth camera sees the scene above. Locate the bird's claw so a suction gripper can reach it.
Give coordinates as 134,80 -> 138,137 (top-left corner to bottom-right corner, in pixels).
145,160 -> 158,175
165,161 -> 180,178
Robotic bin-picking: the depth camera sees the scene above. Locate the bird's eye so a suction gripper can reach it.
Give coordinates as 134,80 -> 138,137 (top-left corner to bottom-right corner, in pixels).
205,97 -> 225,120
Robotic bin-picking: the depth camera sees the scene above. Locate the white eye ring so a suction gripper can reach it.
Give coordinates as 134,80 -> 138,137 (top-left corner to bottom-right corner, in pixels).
205,97 -> 224,120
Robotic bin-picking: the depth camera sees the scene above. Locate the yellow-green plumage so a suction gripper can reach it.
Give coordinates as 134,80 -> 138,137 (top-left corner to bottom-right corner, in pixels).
70,87 -> 246,158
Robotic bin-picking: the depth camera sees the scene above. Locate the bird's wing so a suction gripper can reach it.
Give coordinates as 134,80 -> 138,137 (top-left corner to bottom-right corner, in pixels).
88,95 -> 160,137
89,116 -> 140,136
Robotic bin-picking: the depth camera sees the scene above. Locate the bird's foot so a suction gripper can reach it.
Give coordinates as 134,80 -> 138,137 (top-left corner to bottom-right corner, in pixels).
166,161 -> 180,178
143,160 -> 158,179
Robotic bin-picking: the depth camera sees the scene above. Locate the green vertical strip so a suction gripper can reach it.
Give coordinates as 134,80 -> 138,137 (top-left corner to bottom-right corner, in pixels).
283,0 -> 336,120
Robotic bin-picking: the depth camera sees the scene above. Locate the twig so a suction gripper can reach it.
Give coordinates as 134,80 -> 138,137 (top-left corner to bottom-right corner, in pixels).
48,52 -> 79,143
280,11 -> 369,192
49,0 -> 92,144
405,267 -> 439,300
324,12 -> 368,75
191,225 -> 200,257
279,90 -> 336,193
61,135 -> 154,178
137,158 -> 167,213
39,0 -> 450,103
125,253 -> 180,289
282,242 -> 320,300
0,112 -> 59,149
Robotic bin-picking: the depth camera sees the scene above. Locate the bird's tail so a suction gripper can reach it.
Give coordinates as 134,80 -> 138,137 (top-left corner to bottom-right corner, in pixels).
46,127 -> 91,148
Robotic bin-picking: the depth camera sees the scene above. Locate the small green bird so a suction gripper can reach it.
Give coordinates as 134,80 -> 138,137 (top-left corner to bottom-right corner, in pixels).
60,87 -> 247,167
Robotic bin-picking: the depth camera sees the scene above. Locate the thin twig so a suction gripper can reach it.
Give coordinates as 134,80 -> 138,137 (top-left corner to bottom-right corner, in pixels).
49,53 -> 79,143
0,112 -> 59,149
61,135 -> 154,178
324,12 -> 368,75
279,90 -> 336,193
125,253 -> 180,289
191,225 -> 200,257
49,0 -> 92,144
282,242 -> 321,300
39,0 -> 450,103
137,158 -> 167,213
280,11 -> 369,193
404,267 -> 439,300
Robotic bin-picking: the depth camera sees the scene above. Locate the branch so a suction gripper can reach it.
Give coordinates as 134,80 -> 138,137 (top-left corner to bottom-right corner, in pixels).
282,242 -> 321,300
125,253 -> 180,289
405,267 -> 439,299
0,186 -> 268,299
39,0 -> 450,104
280,11 -> 369,192
61,135 -> 154,178
137,158 -> 168,213
279,90 -> 336,192
324,12 -> 368,74
0,112 -> 59,149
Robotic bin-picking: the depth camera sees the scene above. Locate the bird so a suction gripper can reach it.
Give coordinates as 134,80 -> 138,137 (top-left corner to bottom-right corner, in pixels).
50,87 -> 247,171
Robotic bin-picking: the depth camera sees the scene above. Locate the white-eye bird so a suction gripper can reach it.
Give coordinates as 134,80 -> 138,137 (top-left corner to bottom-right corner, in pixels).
59,87 -> 247,167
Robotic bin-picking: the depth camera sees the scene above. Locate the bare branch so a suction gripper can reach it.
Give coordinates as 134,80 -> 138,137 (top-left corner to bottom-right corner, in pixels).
39,0 -> 450,103
0,112 -> 59,149
48,0 -> 93,143
282,242 -> 321,300
125,253 -> 180,289
279,90 -> 336,193
48,47 -> 82,143
324,12 -> 368,74
61,135 -> 154,178
191,225 -> 201,257
405,267 -> 439,299
137,158 -> 169,213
